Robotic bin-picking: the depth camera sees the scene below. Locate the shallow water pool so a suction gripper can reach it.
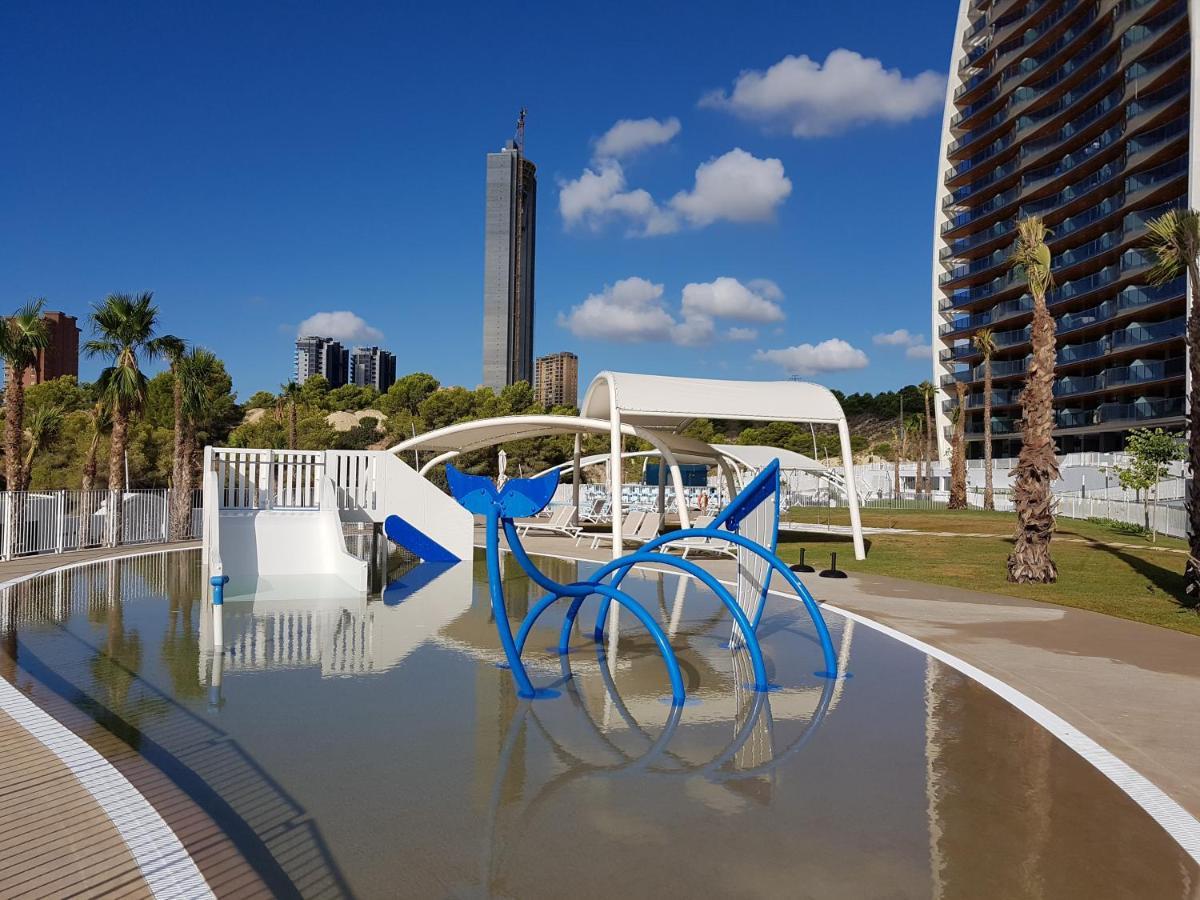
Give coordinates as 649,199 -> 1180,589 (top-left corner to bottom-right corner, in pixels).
0,550 -> 1195,899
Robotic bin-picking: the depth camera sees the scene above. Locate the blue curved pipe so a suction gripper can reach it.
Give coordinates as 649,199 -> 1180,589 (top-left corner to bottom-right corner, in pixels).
484,512 -> 538,698
494,517 -> 686,704
601,527 -> 840,678
577,552 -> 772,692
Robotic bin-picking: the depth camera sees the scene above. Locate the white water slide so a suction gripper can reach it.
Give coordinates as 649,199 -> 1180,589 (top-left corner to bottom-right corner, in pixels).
201,448 -> 473,595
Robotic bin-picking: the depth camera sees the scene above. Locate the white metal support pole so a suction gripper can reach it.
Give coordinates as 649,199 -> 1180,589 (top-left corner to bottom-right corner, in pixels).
55,491 -> 65,554
656,452 -> 666,515
838,417 -> 867,560
572,433 -> 582,527
2,493 -> 12,561
609,412 -> 623,560
162,490 -> 170,543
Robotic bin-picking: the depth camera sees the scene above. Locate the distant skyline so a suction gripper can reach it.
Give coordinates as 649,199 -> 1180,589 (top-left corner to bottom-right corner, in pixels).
2,1 -> 954,398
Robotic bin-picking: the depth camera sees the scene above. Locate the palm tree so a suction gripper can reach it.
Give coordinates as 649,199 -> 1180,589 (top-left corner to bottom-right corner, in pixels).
278,381 -> 300,450
919,381 -> 935,496
972,326 -> 998,510
1007,216 -> 1059,583
948,381 -> 967,509
1143,208 -> 1200,604
158,335 -> 187,530
0,299 -> 49,491
79,401 -> 111,548
20,402 -> 64,490
84,292 -> 169,545
172,348 -> 220,541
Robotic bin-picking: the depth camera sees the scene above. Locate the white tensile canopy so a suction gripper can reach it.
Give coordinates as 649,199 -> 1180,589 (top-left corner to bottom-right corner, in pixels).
390,372 -> 864,559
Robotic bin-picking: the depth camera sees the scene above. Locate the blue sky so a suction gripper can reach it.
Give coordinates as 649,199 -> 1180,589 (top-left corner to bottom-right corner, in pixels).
2,0 -> 956,398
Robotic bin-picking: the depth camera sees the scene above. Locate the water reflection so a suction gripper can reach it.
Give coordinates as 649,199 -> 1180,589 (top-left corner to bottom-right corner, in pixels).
0,552 -> 1196,899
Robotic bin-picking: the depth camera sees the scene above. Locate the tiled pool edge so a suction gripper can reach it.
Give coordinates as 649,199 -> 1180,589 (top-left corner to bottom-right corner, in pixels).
512,544 -> 1200,867
0,545 -> 213,899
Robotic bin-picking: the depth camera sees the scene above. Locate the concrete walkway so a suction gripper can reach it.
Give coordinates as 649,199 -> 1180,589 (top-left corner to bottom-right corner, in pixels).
505,528 -> 1200,822
0,541 -> 271,899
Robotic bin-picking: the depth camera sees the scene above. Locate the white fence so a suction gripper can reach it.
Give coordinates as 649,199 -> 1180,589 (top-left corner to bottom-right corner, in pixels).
0,489 -> 202,562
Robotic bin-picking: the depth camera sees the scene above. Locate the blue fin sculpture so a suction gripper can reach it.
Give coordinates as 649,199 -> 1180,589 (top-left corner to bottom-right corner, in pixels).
447,456 -> 841,705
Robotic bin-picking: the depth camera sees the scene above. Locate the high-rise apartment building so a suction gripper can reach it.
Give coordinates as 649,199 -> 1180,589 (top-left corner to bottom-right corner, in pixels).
18,311 -> 79,387
534,351 -> 578,409
350,346 -> 397,393
483,133 -> 537,390
295,336 -> 349,387
933,0 -> 1191,459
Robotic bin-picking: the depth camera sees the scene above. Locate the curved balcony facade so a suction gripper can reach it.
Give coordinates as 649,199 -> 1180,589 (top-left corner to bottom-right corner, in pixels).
931,0 -> 1193,460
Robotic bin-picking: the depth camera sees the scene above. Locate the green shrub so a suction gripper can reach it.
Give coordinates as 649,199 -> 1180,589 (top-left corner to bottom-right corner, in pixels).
1086,516 -> 1149,538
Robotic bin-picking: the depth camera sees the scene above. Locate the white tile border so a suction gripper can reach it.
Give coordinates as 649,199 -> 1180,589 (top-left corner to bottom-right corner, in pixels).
0,545 -> 212,898
512,545 -> 1200,866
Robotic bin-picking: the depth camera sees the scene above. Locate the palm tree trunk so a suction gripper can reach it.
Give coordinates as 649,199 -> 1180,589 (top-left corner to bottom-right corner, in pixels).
983,357 -> 994,510
4,370 -> 24,491
108,406 -> 127,547
170,366 -> 184,540
172,425 -> 196,540
949,382 -> 967,509
289,401 -> 297,450
1007,290 -> 1059,583
1184,261 -> 1200,605
893,445 -> 901,499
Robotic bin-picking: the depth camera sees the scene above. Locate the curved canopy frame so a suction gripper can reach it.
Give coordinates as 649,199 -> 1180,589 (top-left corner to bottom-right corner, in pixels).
389,373 -> 865,561
582,372 -> 865,561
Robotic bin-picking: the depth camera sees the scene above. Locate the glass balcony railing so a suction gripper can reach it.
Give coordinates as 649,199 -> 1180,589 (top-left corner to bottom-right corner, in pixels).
940,247 -> 1010,285
1127,115 -> 1188,157
1058,315 -> 1185,363
1126,77 -> 1188,120
1055,193 -> 1125,240
1093,396 -> 1186,425
945,158 -> 1019,208
967,417 -> 1018,435
949,109 -> 1011,155
1012,32 -> 1109,104
1020,159 -> 1124,218
1122,1 -> 1186,51
951,269 -> 1026,306
942,220 -> 1016,259
1125,34 -> 1188,83
1016,58 -> 1120,135
951,88 -> 1001,128
1111,316 -> 1186,349
967,388 -> 1023,408
948,130 -> 1016,176
943,186 -> 1020,234
1055,357 -> 1186,396
1126,154 -> 1188,193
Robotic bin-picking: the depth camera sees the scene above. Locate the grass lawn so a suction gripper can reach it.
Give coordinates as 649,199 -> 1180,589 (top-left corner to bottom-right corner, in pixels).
778,507 -> 1200,637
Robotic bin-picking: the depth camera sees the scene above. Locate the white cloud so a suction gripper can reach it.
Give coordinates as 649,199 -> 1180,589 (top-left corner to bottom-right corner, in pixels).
557,277 -> 677,342
594,117 -> 681,160
670,149 -> 791,226
905,344 -> 931,361
559,147 -> 790,237
747,278 -> 783,302
681,276 -> 784,323
558,162 -> 679,236
873,328 -> 928,361
296,311 -> 383,343
701,49 -> 945,138
559,276 -> 781,345
754,339 -> 869,376
873,328 -> 918,346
